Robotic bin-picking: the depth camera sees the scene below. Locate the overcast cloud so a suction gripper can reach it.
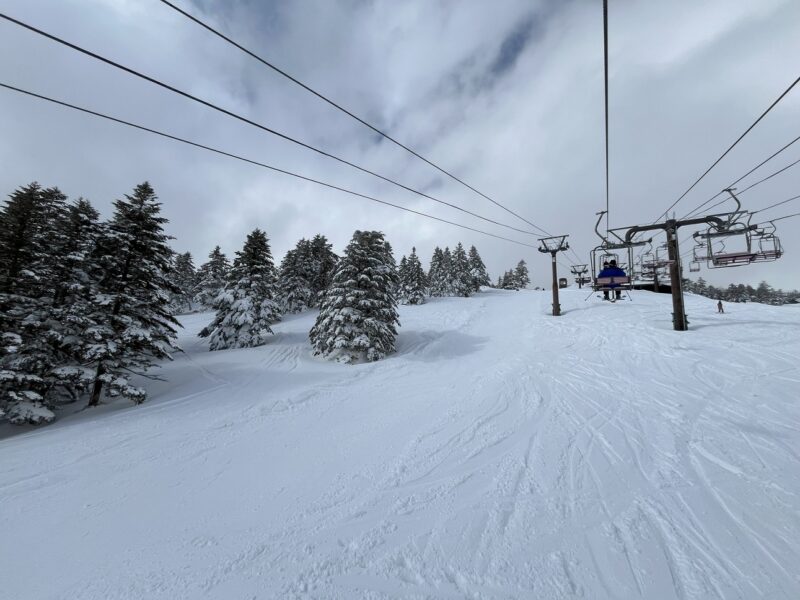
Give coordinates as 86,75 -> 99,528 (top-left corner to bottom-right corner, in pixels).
1,0 -> 798,289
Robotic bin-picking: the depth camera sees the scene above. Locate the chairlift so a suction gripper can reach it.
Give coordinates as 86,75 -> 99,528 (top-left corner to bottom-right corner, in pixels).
751,221 -> 783,263
640,250 -> 656,280
589,211 -> 637,293
689,260 -> 701,273
692,242 -> 709,262
694,221 -> 756,268
630,259 -> 643,281
654,243 -> 673,268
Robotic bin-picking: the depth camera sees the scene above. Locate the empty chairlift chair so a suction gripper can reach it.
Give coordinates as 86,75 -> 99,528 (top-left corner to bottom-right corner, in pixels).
694,223 -> 756,268
751,222 -> 783,263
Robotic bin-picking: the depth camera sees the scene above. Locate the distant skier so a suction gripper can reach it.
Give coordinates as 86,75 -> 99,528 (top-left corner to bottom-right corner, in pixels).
717,300 -> 724,314
598,259 -> 626,301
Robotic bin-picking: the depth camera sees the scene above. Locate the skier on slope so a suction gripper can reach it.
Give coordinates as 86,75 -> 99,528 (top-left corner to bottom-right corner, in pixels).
598,259 -> 626,301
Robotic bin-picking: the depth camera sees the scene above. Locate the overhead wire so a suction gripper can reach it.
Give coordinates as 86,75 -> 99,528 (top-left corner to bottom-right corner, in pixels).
684,157 -> 800,218
681,133 -> 800,219
0,12 -> 550,241
160,0 -> 584,269
770,211 -> 800,222
634,125 -> 800,264
752,193 -> 800,216
156,0 -> 556,240
602,0 -> 610,236
0,82 -> 539,249
678,192 -> 800,261
650,75 -> 800,223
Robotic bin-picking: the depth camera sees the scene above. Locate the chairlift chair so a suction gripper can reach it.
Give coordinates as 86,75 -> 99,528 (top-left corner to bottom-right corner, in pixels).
654,243 -> 673,269
751,222 -> 783,263
692,242 -> 709,262
590,246 -> 634,293
696,223 -> 756,268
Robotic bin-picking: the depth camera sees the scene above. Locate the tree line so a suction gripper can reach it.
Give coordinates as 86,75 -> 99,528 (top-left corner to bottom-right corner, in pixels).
684,278 -> 800,305
0,182 -> 530,426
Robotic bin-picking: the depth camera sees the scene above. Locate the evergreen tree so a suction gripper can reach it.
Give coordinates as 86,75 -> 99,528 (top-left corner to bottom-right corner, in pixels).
502,270 -> 519,290
310,231 -> 399,363
695,277 -> 707,296
308,234 -> 338,306
400,247 -> 427,305
200,228 -> 281,350
441,247 -> 454,295
278,239 -> 314,313
468,245 -> 491,291
514,260 -> 530,289
428,247 -> 448,297
0,183 -> 70,423
171,252 -> 197,314
686,277 -> 795,305
194,246 -> 230,308
756,280 -> 773,303
44,198 -> 104,403
397,255 -> 409,303
83,182 -> 181,407
450,243 -> 473,297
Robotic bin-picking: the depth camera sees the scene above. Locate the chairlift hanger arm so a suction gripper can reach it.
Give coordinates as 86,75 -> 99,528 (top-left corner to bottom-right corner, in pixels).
724,188 -> 742,212
594,211 -> 608,243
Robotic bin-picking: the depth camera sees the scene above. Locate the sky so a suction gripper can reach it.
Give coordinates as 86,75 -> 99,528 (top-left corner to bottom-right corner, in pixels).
1,0 -> 799,290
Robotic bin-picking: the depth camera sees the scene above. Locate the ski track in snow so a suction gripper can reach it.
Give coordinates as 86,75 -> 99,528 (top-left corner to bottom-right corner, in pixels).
1,289 -> 799,599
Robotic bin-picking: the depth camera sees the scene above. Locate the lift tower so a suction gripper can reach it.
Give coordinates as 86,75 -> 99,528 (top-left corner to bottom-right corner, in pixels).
538,235 -> 570,316
570,264 -> 589,288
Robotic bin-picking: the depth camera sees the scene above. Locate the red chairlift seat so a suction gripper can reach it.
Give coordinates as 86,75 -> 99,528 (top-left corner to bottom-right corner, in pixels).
595,276 -> 631,289
710,252 -> 756,267
751,232 -> 783,263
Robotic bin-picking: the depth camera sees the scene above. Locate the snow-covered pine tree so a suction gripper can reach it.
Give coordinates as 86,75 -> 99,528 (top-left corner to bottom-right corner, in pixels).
308,234 -> 338,306
171,252 -> 197,314
194,246 -> 230,308
0,183 -> 68,423
514,260 -> 530,289
400,247 -> 426,305
450,242 -> 473,297
309,230 -> 399,363
200,228 -> 281,350
428,247 -> 447,297
441,247 -> 454,296
46,197 -> 104,403
502,269 -> 519,290
278,239 -> 314,313
383,239 -> 399,297
397,255 -> 409,304
468,245 -> 491,291
83,182 -> 181,407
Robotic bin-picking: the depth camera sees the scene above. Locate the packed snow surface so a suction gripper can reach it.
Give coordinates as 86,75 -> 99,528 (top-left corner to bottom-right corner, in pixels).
2,289 -> 799,599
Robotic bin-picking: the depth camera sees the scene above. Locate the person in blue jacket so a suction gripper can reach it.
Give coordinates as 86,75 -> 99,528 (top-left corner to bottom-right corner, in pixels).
598,259 -> 626,300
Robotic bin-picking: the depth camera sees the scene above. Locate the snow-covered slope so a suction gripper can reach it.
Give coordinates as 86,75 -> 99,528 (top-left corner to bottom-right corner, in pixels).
2,289 -> 799,599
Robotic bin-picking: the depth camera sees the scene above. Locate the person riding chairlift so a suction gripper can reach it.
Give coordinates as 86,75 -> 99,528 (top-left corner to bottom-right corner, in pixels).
599,259 -> 626,301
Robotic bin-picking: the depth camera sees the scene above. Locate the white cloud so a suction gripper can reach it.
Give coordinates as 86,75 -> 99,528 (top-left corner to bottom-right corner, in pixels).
0,0 -> 798,289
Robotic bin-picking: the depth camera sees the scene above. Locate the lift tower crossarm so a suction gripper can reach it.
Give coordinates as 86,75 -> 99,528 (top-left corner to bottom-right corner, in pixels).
623,216 -> 725,244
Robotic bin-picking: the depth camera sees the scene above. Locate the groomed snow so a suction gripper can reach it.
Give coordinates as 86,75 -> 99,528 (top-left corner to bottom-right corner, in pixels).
2,289 -> 799,599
